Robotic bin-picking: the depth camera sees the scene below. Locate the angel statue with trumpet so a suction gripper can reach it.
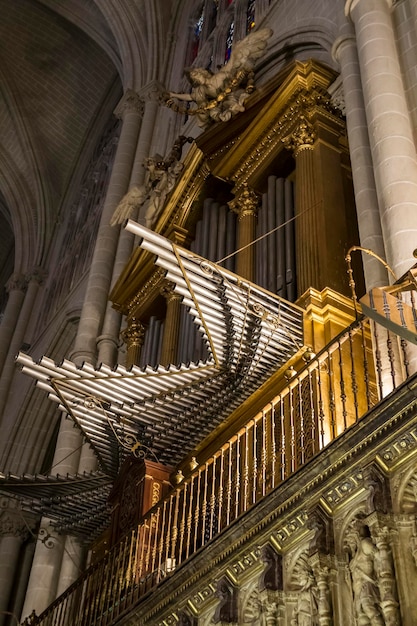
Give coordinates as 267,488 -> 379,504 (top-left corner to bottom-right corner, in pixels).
165,27 -> 272,128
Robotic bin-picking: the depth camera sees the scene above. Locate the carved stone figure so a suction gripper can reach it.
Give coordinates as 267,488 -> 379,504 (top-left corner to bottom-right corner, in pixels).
291,553 -> 319,626
166,28 -> 272,128
259,543 -> 283,592
213,578 -> 238,623
110,136 -> 192,227
345,523 -> 385,625
243,587 -> 279,625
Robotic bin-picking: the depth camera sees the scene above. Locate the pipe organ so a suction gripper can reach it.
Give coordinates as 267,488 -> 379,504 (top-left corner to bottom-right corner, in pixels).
256,176 -> 296,301
115,59 -> 363,373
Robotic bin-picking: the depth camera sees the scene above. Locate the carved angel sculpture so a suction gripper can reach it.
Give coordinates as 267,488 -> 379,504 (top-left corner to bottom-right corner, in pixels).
110,136 -> 192,227
166,28 -> 272,128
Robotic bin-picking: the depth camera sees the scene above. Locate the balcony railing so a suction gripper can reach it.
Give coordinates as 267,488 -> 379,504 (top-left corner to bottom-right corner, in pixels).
25,314 -> 411,626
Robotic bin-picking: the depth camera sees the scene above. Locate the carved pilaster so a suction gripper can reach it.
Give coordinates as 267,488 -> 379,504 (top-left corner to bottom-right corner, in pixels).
121,318 -> 145,368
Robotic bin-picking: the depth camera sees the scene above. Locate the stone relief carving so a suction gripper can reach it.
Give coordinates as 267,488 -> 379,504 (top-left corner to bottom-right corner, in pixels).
344,515 -> 400,626
111,136 -> 193,227
242,586 -> 279,625
290,552 -> 320,626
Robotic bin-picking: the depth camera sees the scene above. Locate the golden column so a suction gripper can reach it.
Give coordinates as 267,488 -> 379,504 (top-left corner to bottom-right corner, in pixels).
160,281 -> 182,366
228,185 -> 259,282
283,116 -> 319,296
122,318 -> 145,368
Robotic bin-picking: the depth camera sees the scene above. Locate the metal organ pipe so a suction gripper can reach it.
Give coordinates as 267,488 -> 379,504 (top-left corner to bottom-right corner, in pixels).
285,179 -> 296,302
276,178 -> 286,298
255,176 -> 296,301
267,176 -> 277,294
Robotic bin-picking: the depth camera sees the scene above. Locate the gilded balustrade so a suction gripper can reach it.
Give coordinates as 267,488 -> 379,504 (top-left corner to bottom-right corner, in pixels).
26,314 -> 412,626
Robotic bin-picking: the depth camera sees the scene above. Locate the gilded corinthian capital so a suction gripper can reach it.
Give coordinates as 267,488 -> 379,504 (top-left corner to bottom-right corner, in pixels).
282,116 -> 316,156
228,184 -> 259,219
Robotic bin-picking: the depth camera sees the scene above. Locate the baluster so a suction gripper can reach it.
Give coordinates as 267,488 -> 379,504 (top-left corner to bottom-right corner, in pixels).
261,410 -> 267,497
218,448 -> 225,534
327,350 -> 336,440
270,403 -> 277,489
156,501 -> 168,582
137,521 -> 147,584
163,495 -> 174,577
193,469 -> 202,554
279,396 -> 286,480
226,440 -> 233,526
178,483 -> 188,562
170,489 -> 180,567
150,508 -> 161,576
243,426 -> 249,511
185,474 -> 195,559
101,550 -> 117,623
289,386 -> 296,473
338,338 -> 348,431
252,419 -> 258,505
209,456 -> 217,539
235,432 -> 241,519
201,464 -> 209,545
316,357 -> 326,448
348,327 -> 359,422
297,376 -> 305,466
307,365 -> 316,457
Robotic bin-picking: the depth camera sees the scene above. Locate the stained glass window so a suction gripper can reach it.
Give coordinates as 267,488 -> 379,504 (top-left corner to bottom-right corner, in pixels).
225,21 -> 234,62
191,6 -> 205,62
246,0 -> 256,33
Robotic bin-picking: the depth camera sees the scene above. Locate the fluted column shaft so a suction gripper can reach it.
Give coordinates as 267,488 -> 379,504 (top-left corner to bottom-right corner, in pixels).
229,186 -> 258,282
160,282 -> 182,366
332,25 -> 386,290
293,142 -> 321,296
71,90 -> 143,367
21,415 -> 82,621
0,274 -> 26,376
97,87 -> 161,367
346,0 -> 417,278
0,269 -> 46,423
0,505 -> 28,626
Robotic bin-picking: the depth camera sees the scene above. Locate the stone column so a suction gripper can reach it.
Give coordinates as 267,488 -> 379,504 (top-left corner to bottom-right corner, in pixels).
71,89 -> 143,367
20,415 -> 82,621
0,268 -> 46,422
0,274 -> 26,377
0,500 -> 29,626
160,281 -> 182,366
97,83 -> 164,368
229,185 -> 259,282
122,319 -> 146,368
332,24 -> 387,290
283,118 -> 320,296
345,0 -> 417,279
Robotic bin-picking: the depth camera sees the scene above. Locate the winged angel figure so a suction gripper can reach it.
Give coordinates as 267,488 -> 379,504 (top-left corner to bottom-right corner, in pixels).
166,28 -> 272,128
